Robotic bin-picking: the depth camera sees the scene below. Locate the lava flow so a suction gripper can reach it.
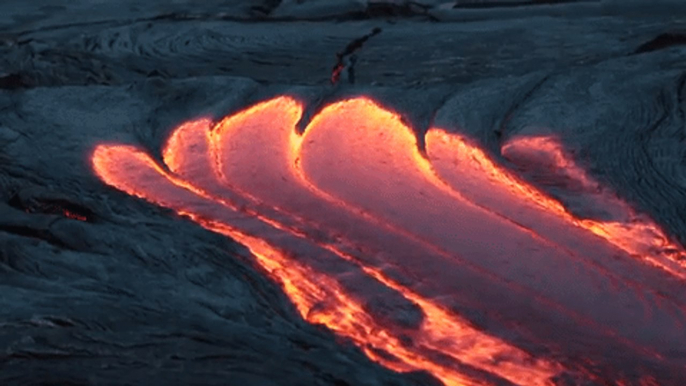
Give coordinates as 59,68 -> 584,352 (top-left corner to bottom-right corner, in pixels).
425,129 -> 686,278
92,95 -> 686,385
297,98 -> 686,351
425,128 -> 686,286
501,135 -> 686,276
92,143 -> 561,386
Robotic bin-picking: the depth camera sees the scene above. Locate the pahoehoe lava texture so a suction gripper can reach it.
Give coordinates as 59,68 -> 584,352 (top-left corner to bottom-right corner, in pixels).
2,1 -> 686,386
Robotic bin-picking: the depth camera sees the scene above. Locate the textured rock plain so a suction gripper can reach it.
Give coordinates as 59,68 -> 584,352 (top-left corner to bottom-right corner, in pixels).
1,0 -> 686,385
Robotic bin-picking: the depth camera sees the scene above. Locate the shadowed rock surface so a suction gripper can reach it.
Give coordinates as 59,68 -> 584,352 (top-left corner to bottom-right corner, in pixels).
1,1 -> 686,385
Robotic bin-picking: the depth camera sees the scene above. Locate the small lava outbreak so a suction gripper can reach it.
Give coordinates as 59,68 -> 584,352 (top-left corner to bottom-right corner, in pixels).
92,96 -> 686,386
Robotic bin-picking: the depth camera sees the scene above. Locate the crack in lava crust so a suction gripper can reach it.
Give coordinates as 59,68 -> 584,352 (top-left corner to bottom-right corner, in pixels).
92,96 -> 686,385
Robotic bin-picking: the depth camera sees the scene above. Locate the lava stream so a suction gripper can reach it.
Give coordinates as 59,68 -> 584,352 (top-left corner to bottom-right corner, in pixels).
92,145 -> 561,385
94,144 -> 430,337
166,100 -> 563,386
208,96 -> 685,380
93,145 -> 469,385
425,128 -> 686,308
204,96 -> 683,377
91,95 -> 686,385
500,135 -> 686,277
297,97 -> 686,354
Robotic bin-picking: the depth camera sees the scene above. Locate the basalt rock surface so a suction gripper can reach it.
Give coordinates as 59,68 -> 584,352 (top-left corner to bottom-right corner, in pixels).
1,1 -> 686,385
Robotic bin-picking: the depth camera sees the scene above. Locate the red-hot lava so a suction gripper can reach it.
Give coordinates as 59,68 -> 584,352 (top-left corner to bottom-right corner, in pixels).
426,129 -> 686,278
425,129 -> 686,290
92,96 -> 686,385
91,143 -> 561,386
500,135 -> 686,276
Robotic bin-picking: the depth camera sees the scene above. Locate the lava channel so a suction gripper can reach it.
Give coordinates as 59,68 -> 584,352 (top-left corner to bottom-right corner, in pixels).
166,98 -> 563,386
93,132 -> 562,385
425,128 -> 686,312
297,97 -> 686,356
92,96 -> 686,385
499,135 -> 686,278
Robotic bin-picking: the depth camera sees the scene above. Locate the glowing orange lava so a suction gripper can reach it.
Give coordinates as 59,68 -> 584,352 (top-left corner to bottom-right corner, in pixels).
172,100 -> 562,386
297,98 -> 686,351
501,135 -> 686,277
91,95 -> 686,385
92,141 -> 560,386
426,128 -> 686,281
62,210 -> 88,221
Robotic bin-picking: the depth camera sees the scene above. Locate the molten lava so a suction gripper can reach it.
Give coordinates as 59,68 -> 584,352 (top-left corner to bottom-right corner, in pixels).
426,128 -> 686,280
500,135 -> 686,277
91,96 -> 686,385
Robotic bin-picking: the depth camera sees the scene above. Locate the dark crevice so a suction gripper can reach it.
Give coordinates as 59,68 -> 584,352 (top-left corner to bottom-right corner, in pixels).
7,378 -> 92,386
365,1 -> 436,19
14,9 -> 432,40
0,73 -> 30,90
8,194 -> 95,223
249,0 -> 283,17
3,351 -> 75,360
0,70 -> 112,89
453,0 -> 597,9
289,337 -> 315,351
331,27 -> 382,85
496,73 -> 551,145
41,316 -> 77,327
634,32 -> 686,54
7,193 -> 25,211
0,224 -> 70,249
27,316 -> 78,328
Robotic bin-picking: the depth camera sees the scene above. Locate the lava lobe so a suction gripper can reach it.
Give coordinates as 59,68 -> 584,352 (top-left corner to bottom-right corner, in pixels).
92,95 -> 686,386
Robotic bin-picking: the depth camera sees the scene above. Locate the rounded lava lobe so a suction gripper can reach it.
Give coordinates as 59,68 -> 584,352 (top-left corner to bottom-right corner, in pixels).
300,97 -> 432,221
163,117 -> 214,174
92,145 -> 158,197
212,96 -> 304,191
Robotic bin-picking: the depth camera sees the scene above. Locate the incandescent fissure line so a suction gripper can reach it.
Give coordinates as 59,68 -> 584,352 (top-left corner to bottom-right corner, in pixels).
331,28 -> 382,85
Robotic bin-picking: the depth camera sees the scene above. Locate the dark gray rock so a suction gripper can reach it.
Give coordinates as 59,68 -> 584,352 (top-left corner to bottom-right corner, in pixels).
1,1 -> 686,385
